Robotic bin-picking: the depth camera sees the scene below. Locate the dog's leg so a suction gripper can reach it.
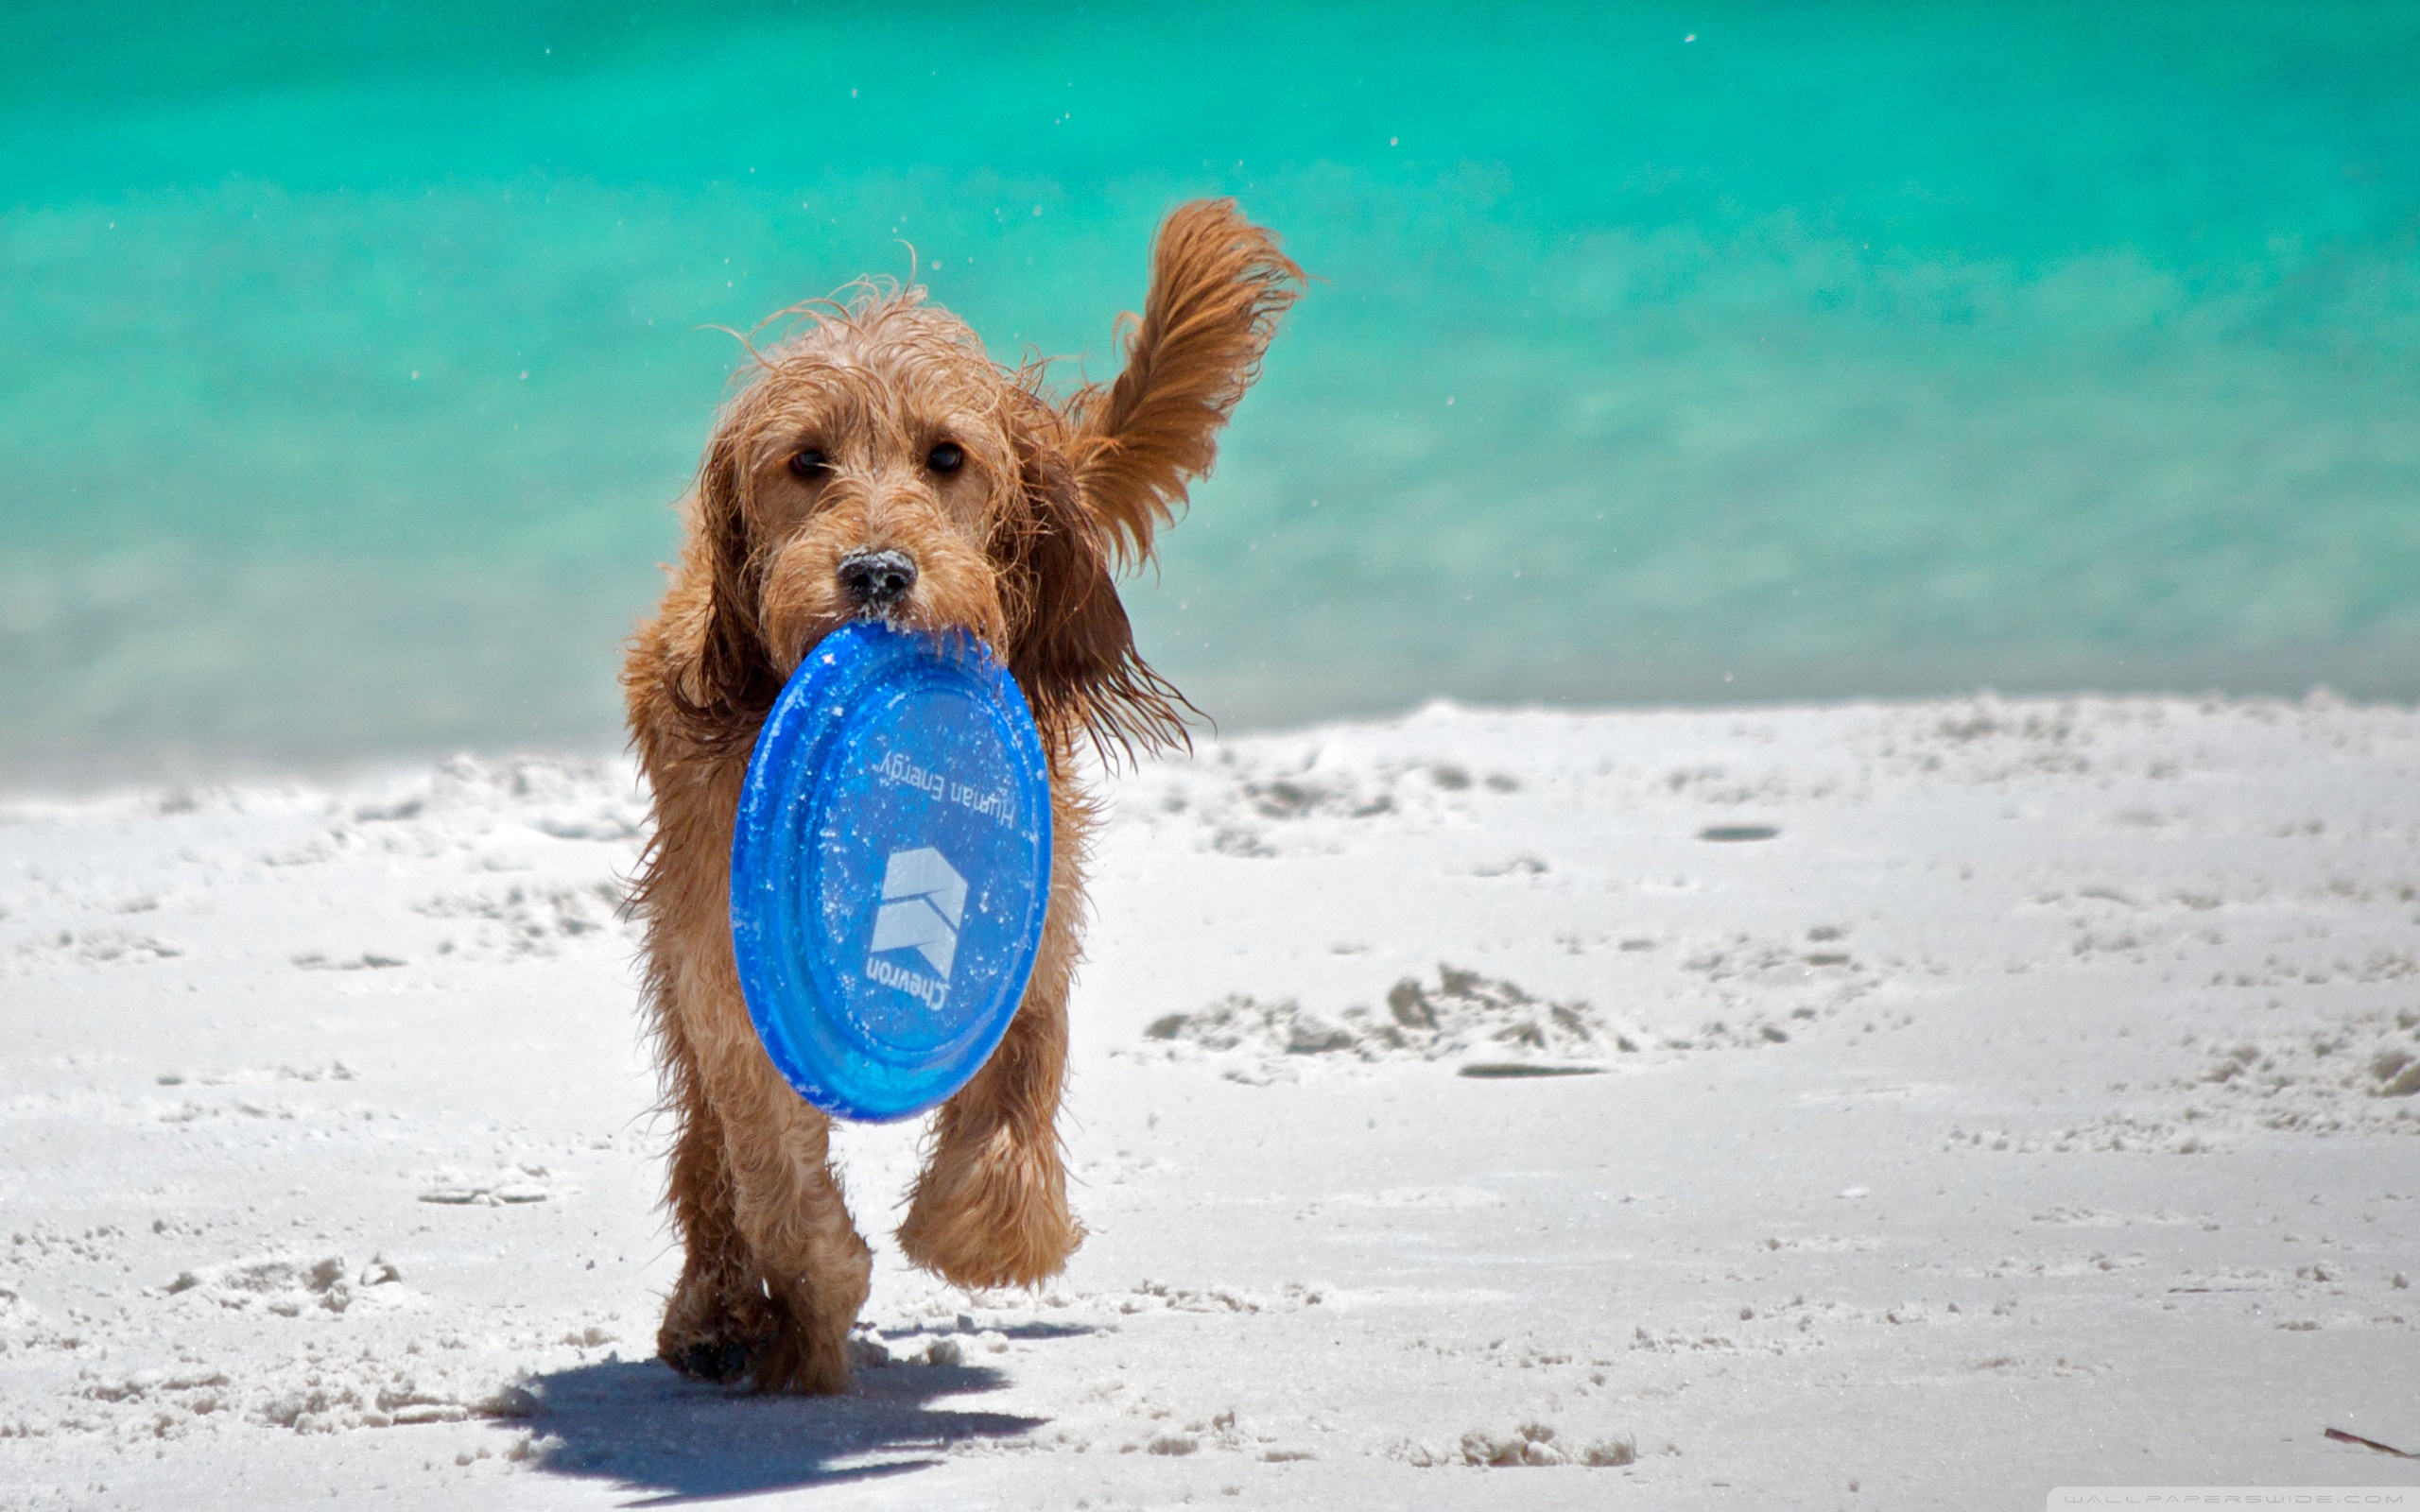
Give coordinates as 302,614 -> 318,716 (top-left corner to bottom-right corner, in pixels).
693,968 -> 873,1395
641,760 -> 873,1395
655,1054 -> 772,1383
898,786 -> 1089,1287
896,939 -> 1080,1286
655,1024 -> 870,1394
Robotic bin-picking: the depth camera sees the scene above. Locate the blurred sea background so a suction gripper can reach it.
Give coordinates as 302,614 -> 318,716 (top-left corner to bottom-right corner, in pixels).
4,1 -> 2416,786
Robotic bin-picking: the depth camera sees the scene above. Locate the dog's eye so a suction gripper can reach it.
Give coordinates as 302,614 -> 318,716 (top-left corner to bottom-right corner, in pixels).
787,448 -> 829,481
925,442 -> 964,474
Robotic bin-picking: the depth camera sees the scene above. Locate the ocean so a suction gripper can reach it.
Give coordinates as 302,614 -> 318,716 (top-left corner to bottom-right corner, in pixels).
4,1 -> 2416,783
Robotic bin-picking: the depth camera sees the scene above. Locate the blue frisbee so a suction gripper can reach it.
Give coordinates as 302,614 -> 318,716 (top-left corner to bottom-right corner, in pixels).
730,621 -> 1053,1123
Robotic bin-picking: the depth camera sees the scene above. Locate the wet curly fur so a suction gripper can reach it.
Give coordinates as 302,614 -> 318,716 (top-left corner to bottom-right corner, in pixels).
623,200 -> 1301,1393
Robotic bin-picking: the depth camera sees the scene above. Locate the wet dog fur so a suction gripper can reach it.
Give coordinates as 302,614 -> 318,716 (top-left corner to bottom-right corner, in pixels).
622,199 -> 1301,1393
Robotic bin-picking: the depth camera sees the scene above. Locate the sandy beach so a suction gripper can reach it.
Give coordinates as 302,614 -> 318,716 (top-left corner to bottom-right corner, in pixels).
2,694 -> 2416,1508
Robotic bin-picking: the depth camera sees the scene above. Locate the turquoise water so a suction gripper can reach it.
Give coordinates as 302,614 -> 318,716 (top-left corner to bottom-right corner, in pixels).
5,2 -> 2417,782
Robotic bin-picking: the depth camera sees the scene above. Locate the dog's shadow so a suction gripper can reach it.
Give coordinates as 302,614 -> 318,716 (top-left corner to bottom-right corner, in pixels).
509,1354 -> 1048,1504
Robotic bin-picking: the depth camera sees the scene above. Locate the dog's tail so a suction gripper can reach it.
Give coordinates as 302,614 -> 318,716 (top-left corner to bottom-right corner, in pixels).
1071,198 -> 1304,567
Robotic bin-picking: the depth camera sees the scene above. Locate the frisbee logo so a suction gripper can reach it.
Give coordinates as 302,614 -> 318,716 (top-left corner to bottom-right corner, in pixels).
867,847 -> 967,989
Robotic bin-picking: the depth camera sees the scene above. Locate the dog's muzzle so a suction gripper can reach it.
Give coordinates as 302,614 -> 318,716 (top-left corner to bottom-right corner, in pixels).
837,549 -> 917,614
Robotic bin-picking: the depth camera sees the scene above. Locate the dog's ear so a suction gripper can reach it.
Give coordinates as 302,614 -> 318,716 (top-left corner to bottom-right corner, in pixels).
1072,198 -> 1304,567
662,426 -> 783,753
999,415 -> 1190,765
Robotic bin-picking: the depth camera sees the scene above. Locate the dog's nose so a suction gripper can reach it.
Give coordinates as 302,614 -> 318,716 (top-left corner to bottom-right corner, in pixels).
838,549 -> 918,611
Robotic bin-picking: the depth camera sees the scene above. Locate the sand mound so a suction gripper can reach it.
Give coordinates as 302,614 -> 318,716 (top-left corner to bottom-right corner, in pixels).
1133,962 -> 1820,1082
1137,965 -> 1633,1079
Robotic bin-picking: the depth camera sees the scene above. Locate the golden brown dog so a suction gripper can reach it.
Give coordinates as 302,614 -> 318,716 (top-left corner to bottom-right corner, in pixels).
622,199 -> 1301,1394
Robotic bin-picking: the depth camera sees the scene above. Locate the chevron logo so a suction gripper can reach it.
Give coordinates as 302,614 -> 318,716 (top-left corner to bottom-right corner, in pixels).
867,846 -> 967,980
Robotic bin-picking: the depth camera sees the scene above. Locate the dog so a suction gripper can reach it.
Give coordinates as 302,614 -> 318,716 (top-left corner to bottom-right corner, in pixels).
622,199 -> 1301,1394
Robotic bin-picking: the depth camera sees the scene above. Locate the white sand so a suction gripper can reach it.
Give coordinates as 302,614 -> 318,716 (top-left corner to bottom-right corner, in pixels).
3,696 -> 2417,1509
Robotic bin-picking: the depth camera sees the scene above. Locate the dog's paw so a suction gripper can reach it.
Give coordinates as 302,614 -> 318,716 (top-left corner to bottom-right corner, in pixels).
899,1126 -> 1083,1288
665,1336 -> 756,1384
657,1265 -> 777,1387
657,1280 -> 858,1396
659,1306 -> 853,1395
745,1314 -> 855,1397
